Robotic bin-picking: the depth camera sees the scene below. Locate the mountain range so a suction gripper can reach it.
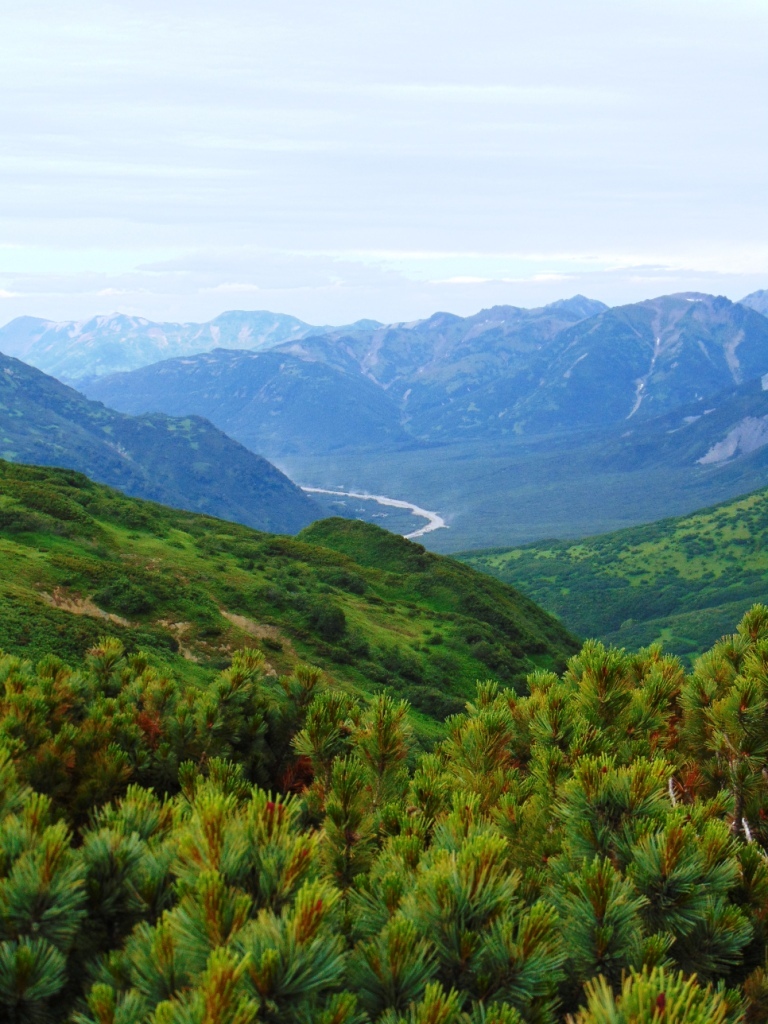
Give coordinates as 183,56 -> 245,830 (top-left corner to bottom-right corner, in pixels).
0,351 -> 320,533
84,296 -> 612,450
5,289 -> 768,550
72,290 -> 768,549
0,310 -> 382,382
84,293 -> 768,450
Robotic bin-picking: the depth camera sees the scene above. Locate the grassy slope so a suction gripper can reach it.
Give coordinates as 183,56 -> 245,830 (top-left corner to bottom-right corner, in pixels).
0,461 -> 578,738
456,484 -> 768,660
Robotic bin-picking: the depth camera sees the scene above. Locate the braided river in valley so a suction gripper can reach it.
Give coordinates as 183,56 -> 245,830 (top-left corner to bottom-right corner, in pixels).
301,487 -> 447,540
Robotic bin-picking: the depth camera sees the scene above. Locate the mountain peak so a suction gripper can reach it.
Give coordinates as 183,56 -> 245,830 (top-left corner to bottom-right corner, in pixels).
422,311 -> 466,329
0,310 -> 327,381
741,290 -> 768,317
540,295 -> 608,318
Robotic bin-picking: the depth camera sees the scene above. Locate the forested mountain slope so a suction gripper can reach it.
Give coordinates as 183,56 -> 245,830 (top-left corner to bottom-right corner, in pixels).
457,483 -> 768,659
0,461 -> 577,727
0,351 -> 320,533
80,348 -> 411,456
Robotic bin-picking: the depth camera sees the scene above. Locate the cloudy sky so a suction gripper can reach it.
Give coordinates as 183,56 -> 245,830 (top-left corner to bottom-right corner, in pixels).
2,0 -> 766,326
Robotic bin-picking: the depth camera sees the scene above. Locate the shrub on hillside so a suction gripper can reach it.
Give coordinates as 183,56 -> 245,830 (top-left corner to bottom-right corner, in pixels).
307,600 -> 347,642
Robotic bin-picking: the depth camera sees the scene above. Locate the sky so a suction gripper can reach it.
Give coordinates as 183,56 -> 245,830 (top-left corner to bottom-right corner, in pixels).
1,0 -> 767,327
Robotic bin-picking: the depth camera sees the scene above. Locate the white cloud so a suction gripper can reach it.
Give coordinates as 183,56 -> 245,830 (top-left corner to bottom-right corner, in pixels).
0,0 -> 765,323
360,84 -> 620,105
1,247 -> 766,329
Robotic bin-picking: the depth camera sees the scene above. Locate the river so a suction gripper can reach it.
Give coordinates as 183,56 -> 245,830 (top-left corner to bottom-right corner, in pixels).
301,487 -> 448,540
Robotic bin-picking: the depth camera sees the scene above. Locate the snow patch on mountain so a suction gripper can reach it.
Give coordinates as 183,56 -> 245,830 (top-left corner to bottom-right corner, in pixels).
627,337 -> 661,419
698,416 -> 768,465
723,329 -> 745,384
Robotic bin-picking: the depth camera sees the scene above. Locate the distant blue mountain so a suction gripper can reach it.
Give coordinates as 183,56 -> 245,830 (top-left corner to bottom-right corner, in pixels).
510,293 -> 768,433
0,310 -> 383,382
85,297 -> 609,452
741,290 -> 768,317
84,293 -> 768,453
83,348 -> 410,456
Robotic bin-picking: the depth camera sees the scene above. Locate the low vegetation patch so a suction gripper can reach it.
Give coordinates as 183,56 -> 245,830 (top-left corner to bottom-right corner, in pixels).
458,484 -> 768,661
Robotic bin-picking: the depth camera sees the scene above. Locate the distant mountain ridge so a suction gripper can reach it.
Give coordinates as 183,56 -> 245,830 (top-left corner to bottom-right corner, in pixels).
0,352 -> 321,533
741,289 -> 768,317
83,348 -> 412,456
509,292 -> 768,433
0,310 -> 383,382
9,288 -> 768,550
84,296 -> 612,452
275,296 -> 610,439
85,292 -> 768,455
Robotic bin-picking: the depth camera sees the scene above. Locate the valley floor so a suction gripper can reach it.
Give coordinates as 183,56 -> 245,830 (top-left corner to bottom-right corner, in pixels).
301,486 -> 448,539
278,431 -> 768,553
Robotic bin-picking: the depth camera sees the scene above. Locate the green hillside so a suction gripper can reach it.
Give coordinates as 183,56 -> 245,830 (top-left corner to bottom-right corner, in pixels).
0,460 -> 577,735
457,484 -> 768,659
0,349 -> 320,534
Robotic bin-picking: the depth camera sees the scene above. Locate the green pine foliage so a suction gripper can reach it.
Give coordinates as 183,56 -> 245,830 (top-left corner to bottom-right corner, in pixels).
567,965 -> 733,1023
7,606 -> 768,1020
